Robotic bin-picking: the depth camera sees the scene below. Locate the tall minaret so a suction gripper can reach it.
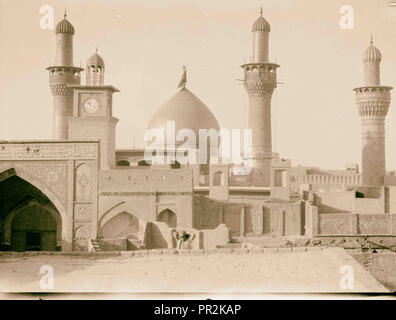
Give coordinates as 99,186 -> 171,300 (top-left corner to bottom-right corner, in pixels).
241,9 -> 279,187
47,11 -> 83,140
354,38 -> 392,186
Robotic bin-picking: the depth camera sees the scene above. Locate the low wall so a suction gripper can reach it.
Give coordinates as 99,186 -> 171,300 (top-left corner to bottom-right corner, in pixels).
142,221 -> 230,250
314,192 -> 354,213
353,198 -> 384,214
304,201 -> 318,237
194,196 -> 304,237
318,213 -> 396,236
304,200 -> 396,236
193,196 -> 243,235
200,224 -> 230,249
143,221 -> 174,249
98,238 -> 127,251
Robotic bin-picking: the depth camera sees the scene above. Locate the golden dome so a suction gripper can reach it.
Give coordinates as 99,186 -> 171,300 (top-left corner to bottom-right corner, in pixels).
147,87 -> 220,147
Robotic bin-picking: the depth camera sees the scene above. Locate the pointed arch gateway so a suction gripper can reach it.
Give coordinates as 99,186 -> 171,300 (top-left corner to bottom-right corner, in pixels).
0,168 -> 63,252
99,202 -> 146,240
158,209 -> 177,228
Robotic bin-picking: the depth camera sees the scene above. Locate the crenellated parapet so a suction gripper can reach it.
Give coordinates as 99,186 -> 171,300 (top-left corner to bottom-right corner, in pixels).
354,86 -> 392,119
241,63 -> 279,97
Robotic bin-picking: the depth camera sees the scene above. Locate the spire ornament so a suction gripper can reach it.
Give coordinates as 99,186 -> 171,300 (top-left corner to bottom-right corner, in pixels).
177,65 -> 187,89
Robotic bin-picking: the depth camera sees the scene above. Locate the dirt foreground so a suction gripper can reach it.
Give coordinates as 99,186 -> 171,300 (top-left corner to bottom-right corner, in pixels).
0,247 -> 388,293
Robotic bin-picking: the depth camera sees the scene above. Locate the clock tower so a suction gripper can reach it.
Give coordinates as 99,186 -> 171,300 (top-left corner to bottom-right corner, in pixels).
68,51 -> 119,169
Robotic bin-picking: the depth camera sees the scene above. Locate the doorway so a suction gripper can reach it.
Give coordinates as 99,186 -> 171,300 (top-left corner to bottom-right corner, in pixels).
26,232 -> 41,251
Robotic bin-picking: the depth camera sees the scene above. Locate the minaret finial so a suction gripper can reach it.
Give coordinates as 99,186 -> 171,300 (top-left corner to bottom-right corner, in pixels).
370,34 -> 373,45
64,9 -> 67,18
260,6 -> 263,16
96,44 -> 98,53
177,65 -> 187,89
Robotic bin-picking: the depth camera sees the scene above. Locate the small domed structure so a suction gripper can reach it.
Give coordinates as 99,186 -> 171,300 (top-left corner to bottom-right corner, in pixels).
87,51 -> 105,67
147,87 -> 220,147
55,13 -> 75,35
86,49 -> 105,85
252,8 -> 271,32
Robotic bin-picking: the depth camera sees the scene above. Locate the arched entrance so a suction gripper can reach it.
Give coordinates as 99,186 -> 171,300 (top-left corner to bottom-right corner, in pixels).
11,203 -> 57,251
100,211 -> 140,239
158,209 -> 177,228
0,169 -> 62,252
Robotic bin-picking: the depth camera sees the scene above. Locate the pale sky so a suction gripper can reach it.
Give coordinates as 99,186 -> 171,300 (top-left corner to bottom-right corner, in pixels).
1,0 -> 396,170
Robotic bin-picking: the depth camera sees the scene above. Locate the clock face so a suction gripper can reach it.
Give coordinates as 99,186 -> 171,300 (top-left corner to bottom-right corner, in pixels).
84,98 -> 99,114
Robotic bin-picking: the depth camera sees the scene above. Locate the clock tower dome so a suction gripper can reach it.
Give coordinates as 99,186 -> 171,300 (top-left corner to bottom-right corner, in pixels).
68,50 -> 120,169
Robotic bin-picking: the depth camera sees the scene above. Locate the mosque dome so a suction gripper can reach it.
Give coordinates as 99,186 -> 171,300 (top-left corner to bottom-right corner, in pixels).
252,15 -> 271,32
87,51 -> 105,66
55,16 -> 75,35
147,87 -> 220,147
363,43 -> 382,63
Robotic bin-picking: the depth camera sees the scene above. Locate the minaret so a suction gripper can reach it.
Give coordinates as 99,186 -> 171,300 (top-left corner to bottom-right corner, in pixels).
86,48 -> 105,85
241,9 -> 279,187
354,38 -> 392,186
47,11 -> 83,140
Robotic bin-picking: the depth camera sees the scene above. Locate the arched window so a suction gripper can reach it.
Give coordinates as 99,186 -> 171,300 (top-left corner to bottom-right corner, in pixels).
138,160 -> 151,167
213,171 -> 224,186
117,160 -> 130,167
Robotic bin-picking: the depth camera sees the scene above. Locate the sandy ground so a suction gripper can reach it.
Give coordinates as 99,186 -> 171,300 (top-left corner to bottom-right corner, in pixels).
0,248 -> 388,293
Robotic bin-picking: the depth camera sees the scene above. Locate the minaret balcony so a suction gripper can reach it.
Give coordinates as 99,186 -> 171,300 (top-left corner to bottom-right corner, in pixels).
47,66 -> 84,85
241,63 -> 279,95
354,86 -> 392,118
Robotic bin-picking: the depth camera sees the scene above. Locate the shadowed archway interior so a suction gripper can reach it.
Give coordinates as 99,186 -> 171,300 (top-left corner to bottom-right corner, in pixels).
0,168 -> 61,252
158,209 -> 177,228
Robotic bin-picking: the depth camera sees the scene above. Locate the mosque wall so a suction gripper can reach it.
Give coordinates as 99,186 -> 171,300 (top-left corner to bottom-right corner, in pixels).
0,141 -> 100,252
314,192 -> 354,213
310,187 -> 388,215
99,168 -> 193,193
193,195 -> 223,230
317,213 -> 396,236
141,222 -> 230,250
97,168 -> 194,240
193,195 -> 304,236
386,187 -> 396,213
244,201 -> 304,236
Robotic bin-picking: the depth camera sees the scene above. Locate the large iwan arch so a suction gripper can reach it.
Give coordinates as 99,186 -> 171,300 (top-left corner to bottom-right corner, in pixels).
0,168 -> 64,251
